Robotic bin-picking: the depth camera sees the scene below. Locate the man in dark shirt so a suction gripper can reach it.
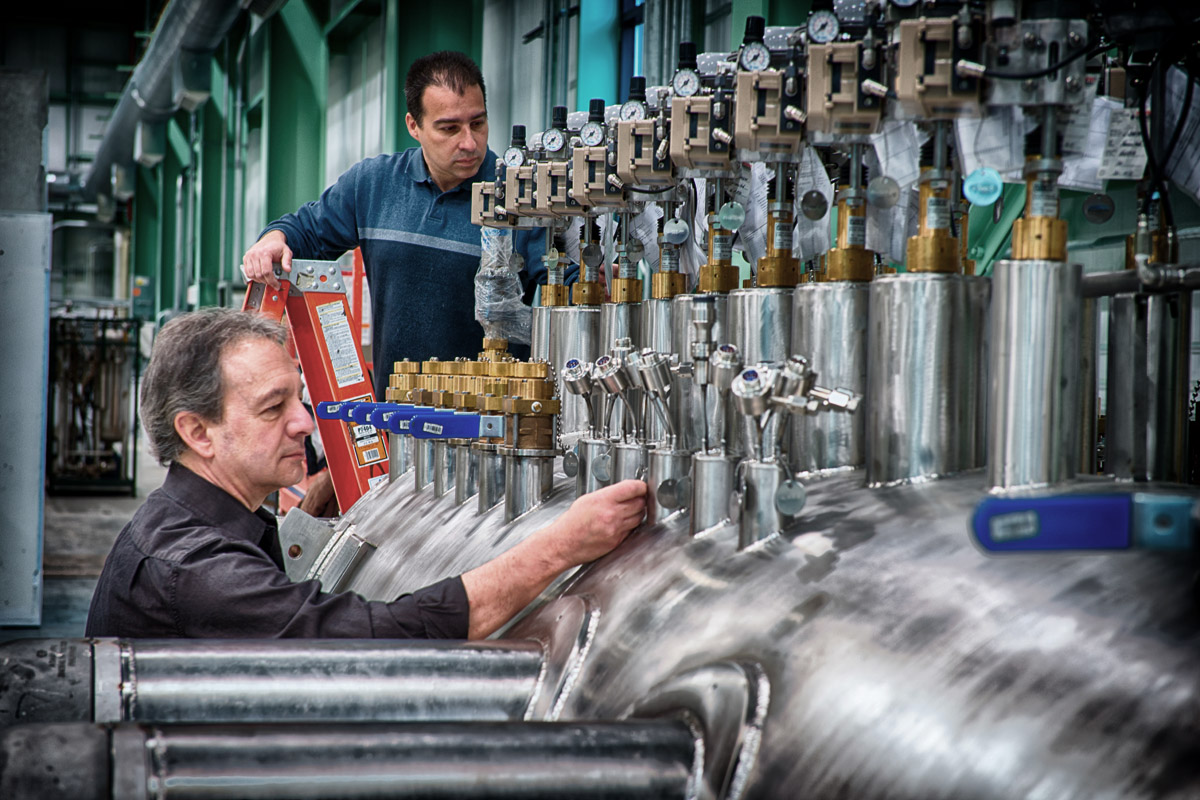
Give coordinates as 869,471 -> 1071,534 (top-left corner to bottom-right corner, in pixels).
85,308 -> 645,639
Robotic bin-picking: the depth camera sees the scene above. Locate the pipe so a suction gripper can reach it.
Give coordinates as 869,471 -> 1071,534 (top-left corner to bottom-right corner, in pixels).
82,0 -> 243,200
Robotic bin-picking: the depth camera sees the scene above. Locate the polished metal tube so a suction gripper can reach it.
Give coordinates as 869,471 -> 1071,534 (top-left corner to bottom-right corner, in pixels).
613,442 -> 648,482
671,294 -> 729,451
432,440 -> 456,498
1078,297 -> 1099,475
413,439 -> 435,490
737,460 -> 787,548
3,720 -> 695,800
90,639 -> 545,725
790,283 -> 869,474
531,305 -> 553,362
646,448 -> 690,524
728,287 -> 793,364
641,299 -> 674,443
453,443 -> 480,506
475,444 -> 505,514
504,453 -> 554,522
1107,290 -> 1192,481
550,306 -> 601,440
387,432 -> 413,482
987,260 -> 1081,491
600,301 -> 642,353
866,274 -> 989,486
690,453 -> 735,534
575,437 -> 614,496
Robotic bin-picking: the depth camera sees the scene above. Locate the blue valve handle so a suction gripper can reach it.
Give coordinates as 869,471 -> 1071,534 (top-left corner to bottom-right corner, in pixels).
316,400 -> 364,421
409,413 -> 505,440
382,407 -> 439,435
973,493 -> 1196,552
368,404 -> 416,428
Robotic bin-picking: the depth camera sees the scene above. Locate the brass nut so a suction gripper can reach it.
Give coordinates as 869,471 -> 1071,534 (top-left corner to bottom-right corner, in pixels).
698,265 -> 740,293
905,235 -> 962,273
609,277 -> 643,303
825,248 -> 874,282
572,281 -> 606,306
503,397 -> 561,415
1011,217 -> 1067,262
392,360 -> 420,374
541,283 -> 571,307
482,336 -> 508,351
757,255 -> 802,287
651,271 -> 687,299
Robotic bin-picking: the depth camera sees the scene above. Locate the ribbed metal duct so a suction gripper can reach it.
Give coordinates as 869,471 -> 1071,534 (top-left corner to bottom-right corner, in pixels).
81,0 -> 243,201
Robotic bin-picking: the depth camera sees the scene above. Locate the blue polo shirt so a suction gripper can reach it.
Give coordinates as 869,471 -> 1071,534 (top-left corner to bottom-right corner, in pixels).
265,147 -> 549,399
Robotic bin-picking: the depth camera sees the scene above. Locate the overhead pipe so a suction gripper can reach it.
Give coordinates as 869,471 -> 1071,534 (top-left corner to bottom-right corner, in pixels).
81,0 -> 244,201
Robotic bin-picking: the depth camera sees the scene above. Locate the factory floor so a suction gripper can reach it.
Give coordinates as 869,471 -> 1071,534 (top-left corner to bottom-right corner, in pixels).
0,435 -> 168,643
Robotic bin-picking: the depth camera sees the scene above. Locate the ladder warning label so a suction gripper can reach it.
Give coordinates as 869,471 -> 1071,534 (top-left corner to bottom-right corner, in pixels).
316,301 -> 365,389
341,394 -> 387,468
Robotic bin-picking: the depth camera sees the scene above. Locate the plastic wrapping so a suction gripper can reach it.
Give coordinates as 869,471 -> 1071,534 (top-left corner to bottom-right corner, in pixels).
475,227 -> 532,345
792,146 -> 833,261
736,162 -> 770,273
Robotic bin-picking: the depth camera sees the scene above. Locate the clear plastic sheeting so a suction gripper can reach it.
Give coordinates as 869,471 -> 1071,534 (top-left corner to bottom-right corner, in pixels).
792,147 -> 833,261
736,162 -> 770,274
475,227 -> 532,345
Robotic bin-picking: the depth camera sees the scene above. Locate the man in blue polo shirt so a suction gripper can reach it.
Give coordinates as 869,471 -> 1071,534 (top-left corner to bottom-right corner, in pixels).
241,50 -> 547,393
241,52 -> 553,513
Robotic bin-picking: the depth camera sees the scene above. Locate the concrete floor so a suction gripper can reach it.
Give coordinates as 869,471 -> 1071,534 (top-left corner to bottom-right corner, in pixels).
0,436 -> 168,643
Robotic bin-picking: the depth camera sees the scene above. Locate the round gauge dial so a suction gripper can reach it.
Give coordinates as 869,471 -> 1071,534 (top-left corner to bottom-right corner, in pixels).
672,68 -> 700,98
740,41 -> 771,71
619,100 -> 647,122
807,9 -> 840,44
542,128 -> 566,153
502,146 -> 525,168
579,121 -> 605,147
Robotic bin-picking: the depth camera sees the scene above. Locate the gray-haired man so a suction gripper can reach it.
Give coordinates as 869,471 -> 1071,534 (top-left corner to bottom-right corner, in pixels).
86,308 -> 645,639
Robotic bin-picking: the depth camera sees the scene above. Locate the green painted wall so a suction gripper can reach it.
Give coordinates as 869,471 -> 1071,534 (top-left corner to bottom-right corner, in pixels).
578,0 -> 620,109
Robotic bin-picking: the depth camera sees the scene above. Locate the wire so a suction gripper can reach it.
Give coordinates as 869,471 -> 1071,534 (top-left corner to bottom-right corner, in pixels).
985,41 -> 1109,81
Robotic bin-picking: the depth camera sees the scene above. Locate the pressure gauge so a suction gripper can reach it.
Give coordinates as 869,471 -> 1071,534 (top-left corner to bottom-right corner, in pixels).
807,9 -> 840,44
619,100 -> 647,122
502,146 -> 525,168
580,120 -> 605,147
542,128 -> 566,153
672,68 -> 701,98
740,41 -> 771,72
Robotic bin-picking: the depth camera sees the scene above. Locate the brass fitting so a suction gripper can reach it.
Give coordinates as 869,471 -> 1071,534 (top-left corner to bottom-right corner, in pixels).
826,191 -> 874,282
609,277 -> 643,302
651,271 -> 687,299
1010,157 -> 1066,262
541,283 -> 570,307
906,168 -> 960,273
572,280 -> 606,305
757,206 -> 801,287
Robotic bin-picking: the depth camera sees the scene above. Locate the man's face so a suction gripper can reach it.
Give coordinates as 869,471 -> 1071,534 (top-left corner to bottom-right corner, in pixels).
205,338 -> 313,508
406,83 -> 488,192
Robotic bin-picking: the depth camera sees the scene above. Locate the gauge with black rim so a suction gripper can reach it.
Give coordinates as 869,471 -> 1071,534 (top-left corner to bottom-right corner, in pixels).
740,41 -> 772,71
619,100 -> 647,122
672,69 -> 701,98
807,9 -> 840,44
579,121 -> 605,147
542,128 -> 566,154
502,146 -> 525,168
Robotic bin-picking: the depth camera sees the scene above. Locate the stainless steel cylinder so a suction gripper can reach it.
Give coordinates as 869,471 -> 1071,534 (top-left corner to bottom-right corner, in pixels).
646,448 -> 690,524
388,432 -> 413,482
790,282 -> 869,474
504,452 -> 555,522
550,306 -> 601,440
531,305 -> 553,362
737,460 -> 787,548
866,273 -> 990,486
576,437 -> 614,496
671,294 -> 729,452
475,443 -> 505,514
987,260 -> 1082,491
453,443 -> 480,506
432,440 -> 457,498
641,299 -> 675,444
413,438 -> 436,490
1079,297 -> 1098,474
613,442 -> 648,482
728,287 -> 794,364
690,453 -> 735,535
600,301 -> 642,353
1107,290 -> 1192,481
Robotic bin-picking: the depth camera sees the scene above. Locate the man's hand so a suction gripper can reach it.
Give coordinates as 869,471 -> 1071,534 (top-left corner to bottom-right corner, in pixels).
241,230 -> 292,289
460,479 -> 647,639
298,469 -> 338,517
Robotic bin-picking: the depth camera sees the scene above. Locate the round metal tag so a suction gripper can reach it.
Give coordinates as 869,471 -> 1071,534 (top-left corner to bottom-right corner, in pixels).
593,453 -> 613,483
800,189 -> 829,221
562,450 -> 579,477
866,175 -> 900,209
775,479 -> 808,517
717,201 -> 746,232
582,243 -> 604,268
962,167 -> 1003,207
1082,192 -> 1116,224
662,218 -> 690,245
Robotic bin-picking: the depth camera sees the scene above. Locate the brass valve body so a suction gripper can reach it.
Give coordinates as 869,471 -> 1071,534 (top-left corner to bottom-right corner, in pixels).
825,194 -> 873,282
1011,217 -> 1067,262
651,271 -> 687,299
541,283 -> 570,307
906,173 -> 960,273
609,277 -> 643,303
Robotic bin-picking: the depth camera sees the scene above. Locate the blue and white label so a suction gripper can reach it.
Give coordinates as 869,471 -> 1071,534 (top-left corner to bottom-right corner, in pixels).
963,167 -> 1003,207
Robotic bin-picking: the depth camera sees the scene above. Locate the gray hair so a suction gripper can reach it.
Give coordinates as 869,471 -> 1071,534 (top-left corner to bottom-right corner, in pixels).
141,307 -> 289,465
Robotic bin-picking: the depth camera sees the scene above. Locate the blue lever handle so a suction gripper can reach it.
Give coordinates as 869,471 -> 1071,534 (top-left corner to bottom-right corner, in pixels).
316,400 -> 362,421
369,404 -> 416,428
383,406 -> 443,435
972,493 -> 1196,552
409,413 -> 506,440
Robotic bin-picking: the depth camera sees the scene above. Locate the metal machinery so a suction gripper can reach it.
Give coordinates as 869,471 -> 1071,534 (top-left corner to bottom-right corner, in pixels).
6,2 -> 1200,797
45,314 -> 141,495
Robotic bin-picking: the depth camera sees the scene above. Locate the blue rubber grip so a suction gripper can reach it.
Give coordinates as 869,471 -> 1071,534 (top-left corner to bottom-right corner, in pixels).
348,403 -> 384,424
409,413 -> 480,440
972,494 -> 1132,551
316,400 -> 357,420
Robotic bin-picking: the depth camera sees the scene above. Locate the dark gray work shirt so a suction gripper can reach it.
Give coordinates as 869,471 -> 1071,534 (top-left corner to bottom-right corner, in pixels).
85,463 -> 469,639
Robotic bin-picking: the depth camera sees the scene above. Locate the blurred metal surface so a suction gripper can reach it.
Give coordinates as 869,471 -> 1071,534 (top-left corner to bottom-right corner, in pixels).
728,287 -> 793,364
549,306 -> 600,440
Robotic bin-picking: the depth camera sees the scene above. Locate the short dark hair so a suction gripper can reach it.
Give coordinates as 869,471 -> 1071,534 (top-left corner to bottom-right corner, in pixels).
141,307 -> 288,465
405,51 -> 486,124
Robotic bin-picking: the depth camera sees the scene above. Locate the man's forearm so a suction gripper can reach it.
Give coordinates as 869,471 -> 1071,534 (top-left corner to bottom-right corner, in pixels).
460,529 -> 567,639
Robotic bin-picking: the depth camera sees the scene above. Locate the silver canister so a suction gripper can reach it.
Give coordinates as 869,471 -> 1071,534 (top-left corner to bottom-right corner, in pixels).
550,306 -> 601,440
1106,290 -> 1192,482
1078,297 -> 1099,475
866,273 -> 990,486
690,452 -> 735,535
987,259 -> 1081,492
388,432 -> 413,482
503,451 -> 555,522
672,293 -> 729,452
531,305 -> 553,362
790,282 -> 869,474
453,442 -> 480,506
641,299 -> 675,444
728,287 -> 794,364
737,460 -> 787,548
432,440 -> 457,498
475,443 -> 505,514
413,438 -> 436,491
612,442 -> 648,482
600,302 -> 642,353
575,437 -> 614,496
645,448 -> 690,524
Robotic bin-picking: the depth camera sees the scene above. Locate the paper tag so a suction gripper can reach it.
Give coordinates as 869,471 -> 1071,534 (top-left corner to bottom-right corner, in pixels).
317,301 -> 365,389
1096,108 -> 1149,181
846,215 -> 867,248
